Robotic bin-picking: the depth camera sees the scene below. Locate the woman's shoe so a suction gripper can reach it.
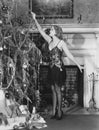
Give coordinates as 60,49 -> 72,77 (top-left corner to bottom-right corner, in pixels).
56,110 -> 63,120
50,110 -> 57,119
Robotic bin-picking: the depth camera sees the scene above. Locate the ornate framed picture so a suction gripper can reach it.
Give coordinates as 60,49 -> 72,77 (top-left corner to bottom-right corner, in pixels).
29,0 -> 73,18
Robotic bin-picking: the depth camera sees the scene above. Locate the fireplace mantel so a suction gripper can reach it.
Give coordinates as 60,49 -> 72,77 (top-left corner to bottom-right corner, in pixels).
41,23 -> 99,33
41,23 -> 99,109
37,23 -> 99,109
30,23 -> 99,109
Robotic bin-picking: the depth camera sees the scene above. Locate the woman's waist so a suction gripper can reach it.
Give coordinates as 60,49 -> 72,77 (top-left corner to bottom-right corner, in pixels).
50,61 -> 63,71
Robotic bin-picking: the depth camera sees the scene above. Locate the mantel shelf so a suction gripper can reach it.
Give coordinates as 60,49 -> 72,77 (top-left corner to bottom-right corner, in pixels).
40,23 -> 99,33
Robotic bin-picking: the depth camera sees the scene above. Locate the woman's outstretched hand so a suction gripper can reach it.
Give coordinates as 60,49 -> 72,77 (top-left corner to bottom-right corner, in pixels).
31,12 -> 36,20
79,65 -> 84,73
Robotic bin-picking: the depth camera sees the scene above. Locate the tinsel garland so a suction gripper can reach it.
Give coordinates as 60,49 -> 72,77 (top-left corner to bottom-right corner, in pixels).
0,1 -> 42,113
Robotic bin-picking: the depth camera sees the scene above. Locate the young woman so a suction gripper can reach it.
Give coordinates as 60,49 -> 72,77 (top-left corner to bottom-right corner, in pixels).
31,12 -> 83,120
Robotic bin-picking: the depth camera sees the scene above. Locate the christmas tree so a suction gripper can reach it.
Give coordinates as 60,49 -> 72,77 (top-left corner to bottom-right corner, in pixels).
0,0 -> 41,117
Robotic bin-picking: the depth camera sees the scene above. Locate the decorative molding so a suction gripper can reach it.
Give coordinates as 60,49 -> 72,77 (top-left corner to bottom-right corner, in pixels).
41,23 -> 99,33
70,49 -> 96,57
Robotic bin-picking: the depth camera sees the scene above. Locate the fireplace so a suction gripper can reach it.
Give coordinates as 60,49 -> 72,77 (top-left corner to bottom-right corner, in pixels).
37,23 -> 99,109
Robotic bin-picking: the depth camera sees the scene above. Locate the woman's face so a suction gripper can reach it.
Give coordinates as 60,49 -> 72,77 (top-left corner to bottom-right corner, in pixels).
49,26 -> 56,37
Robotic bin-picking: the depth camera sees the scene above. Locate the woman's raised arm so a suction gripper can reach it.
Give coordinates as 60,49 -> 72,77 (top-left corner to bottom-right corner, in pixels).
31,12 -> 52,44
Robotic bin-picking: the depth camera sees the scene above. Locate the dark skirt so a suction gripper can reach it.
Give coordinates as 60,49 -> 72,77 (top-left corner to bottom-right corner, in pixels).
49,65 -> 66,86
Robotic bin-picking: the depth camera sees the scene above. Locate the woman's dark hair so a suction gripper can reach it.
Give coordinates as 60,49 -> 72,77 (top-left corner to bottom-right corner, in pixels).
45,28 -> 50,35
53,25 -> 63,40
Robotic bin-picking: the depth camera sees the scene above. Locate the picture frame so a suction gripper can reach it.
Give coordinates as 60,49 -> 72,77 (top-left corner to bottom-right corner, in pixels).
29,0 -> 74,18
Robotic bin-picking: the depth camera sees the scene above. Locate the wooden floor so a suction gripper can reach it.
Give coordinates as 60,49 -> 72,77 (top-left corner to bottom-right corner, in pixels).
40,107 -> 99,130
42,115 -> 99,130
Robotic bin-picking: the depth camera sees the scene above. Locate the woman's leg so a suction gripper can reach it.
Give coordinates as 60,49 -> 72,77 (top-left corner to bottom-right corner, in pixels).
55,83 -> 62,119
51,85 -> 57,116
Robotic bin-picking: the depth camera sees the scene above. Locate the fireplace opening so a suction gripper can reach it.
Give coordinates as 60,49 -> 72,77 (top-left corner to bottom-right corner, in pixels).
63,66 -> 84,108
39,65 -> 84,111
